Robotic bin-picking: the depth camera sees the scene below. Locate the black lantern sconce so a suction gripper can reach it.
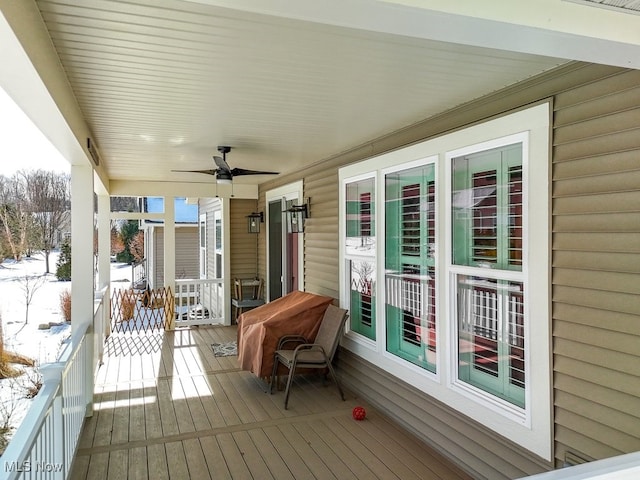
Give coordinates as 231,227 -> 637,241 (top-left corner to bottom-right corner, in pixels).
286,198 -> 310,233
246,212 -> 263,234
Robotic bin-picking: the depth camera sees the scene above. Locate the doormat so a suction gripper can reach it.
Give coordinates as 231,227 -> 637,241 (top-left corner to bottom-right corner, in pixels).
212,341 -> 237,357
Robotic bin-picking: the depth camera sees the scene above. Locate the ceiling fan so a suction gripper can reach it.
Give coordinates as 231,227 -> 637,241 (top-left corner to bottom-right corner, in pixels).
174,146 -> 279,184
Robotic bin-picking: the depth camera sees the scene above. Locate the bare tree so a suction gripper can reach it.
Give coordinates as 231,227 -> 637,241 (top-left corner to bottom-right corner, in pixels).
16,275 -> 47,334
0,174 -> 30,261
130,230 -> 145,263
22,170 -> 70,273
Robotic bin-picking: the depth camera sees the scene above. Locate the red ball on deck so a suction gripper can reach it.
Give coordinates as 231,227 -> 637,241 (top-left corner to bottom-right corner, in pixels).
352,406 -> 366,421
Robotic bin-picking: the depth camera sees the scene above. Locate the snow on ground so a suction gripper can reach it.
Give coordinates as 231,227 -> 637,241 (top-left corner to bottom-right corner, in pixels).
0,251 -> 133,449
0,251 -> 71,365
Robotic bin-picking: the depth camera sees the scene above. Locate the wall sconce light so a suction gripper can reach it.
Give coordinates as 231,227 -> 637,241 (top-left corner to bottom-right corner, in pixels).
246,212 -> 263,233
286,198 -> 310,233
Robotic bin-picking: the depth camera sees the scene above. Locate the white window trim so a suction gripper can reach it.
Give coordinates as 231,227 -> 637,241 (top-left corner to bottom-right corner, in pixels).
338,103 -> 551,461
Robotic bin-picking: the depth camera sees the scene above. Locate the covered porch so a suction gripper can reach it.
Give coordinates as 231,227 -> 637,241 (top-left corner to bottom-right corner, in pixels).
2,1 -> 640,479
70,325 -> 470,480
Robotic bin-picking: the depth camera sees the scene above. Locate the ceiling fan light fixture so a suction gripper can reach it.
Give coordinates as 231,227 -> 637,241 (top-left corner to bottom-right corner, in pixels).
216,177 -> 232,185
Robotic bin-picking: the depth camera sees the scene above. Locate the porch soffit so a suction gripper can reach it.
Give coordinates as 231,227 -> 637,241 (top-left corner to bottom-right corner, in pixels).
17,0 -> 637,196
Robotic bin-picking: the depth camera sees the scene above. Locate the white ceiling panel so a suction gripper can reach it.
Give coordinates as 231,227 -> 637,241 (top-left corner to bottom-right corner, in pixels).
35,0 -> 568,185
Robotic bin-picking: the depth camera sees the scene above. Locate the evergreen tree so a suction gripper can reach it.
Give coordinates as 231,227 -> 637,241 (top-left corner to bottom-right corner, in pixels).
56,240 -> 71,281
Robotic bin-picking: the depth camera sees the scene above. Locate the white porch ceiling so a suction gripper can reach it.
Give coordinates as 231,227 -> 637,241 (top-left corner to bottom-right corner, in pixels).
28,0 -> 636,187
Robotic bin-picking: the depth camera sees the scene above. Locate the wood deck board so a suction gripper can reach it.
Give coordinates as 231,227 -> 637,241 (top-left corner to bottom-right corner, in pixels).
146,443 -> 170,480
142,380 -> 164,440
216,432 -> 253,479
164,441 -> 191,480
246,428 -> 296,480
127,446 -> 147,480
106,450 -> 127,480
199,435 -> 230,479
292,420 -> 360,480
183,437 -> 212,480
305,419 -> 378,479
231,430 -> 276,480
128,381 -> 147,442
277,423 -> 338,479
71,326 -> 471,480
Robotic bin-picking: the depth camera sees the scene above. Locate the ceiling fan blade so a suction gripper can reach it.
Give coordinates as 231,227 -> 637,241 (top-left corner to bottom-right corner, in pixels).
172,169 -> 218,176
230,167 -> 279,176
213,155 -> 232,175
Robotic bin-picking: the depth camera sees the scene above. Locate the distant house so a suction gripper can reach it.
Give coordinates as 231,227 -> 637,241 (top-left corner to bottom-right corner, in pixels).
141,197 -> 199,289
53,210 -> 71,248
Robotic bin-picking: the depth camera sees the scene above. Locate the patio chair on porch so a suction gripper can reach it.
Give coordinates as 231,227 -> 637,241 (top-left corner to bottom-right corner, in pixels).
232,277 -> 265,321
269,304 -> 348,409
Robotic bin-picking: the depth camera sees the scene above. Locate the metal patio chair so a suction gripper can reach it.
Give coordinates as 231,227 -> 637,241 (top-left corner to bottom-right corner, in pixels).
269,304 -> 348,409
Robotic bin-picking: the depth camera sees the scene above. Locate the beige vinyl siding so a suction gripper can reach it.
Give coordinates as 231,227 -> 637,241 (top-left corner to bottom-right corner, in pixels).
303,170 -> 339,298
151,226 -> 200,287
257,63 -> 640,479
256,195 -> 267,285
230,199 -> 260,283
552,68 -> 640,466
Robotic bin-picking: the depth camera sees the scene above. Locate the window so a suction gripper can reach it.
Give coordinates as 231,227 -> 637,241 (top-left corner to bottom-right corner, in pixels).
199,213 -> 207,279
345,177 -> 376,340
452,144 -> 522,270
385,164 -> 436,371
339,104 -> 550,460
451,143 -> 525,407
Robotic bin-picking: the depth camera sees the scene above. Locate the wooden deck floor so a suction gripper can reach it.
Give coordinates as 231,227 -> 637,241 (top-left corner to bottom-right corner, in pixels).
70,326 -> 471,480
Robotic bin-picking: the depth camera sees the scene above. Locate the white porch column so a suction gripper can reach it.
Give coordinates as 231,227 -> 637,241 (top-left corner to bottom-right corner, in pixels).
97,194 -> 110,289
71,164 -> 95,334
164,196 -> 176,329
71,165 -> 95,416
222,197 -> 231,325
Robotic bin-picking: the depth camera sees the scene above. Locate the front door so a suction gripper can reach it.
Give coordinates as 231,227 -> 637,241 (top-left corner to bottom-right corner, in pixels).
266,183 -> 303,301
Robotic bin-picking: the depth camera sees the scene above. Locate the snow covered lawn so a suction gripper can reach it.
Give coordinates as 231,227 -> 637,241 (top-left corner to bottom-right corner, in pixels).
0,251 -> 132,451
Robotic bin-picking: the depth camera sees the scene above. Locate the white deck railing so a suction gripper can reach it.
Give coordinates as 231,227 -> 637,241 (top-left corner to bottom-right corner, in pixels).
174,278 -> 224,326
518,451 -> 640,479
0,287 -> 108,480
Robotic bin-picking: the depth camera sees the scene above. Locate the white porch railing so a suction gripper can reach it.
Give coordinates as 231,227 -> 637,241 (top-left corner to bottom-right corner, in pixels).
0,287 -> 108,480
518,451 -> 640,479
174,278 -> 224,326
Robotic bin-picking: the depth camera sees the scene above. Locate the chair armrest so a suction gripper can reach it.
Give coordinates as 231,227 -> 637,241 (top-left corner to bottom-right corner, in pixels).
277,334 -> 308,349
292,343 -> 327,357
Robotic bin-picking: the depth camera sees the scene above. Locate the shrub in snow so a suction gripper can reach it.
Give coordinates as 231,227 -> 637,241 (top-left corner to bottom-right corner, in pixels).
59,289 -> 71,322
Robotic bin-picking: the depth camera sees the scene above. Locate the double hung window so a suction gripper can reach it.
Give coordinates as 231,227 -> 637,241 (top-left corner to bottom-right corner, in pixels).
345,177 -> 376,340
385,163 -> 436,372
451,143 -> 525,407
